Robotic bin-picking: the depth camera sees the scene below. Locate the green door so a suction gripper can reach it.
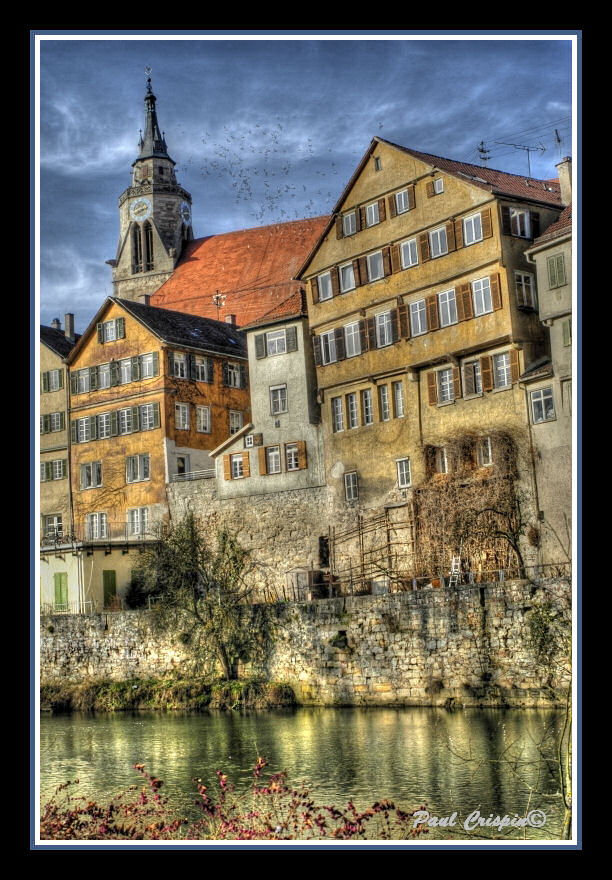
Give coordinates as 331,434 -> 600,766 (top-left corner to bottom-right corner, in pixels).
54,573 -> 68,612
103,570 -> 117,608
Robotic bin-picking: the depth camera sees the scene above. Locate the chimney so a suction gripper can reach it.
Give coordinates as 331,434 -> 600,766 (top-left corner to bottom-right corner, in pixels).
225,314 -> 236,326
555,156 -> 572,206
64,313 -> 75,343
140,294 -> 151,306
51,318 -> 61,330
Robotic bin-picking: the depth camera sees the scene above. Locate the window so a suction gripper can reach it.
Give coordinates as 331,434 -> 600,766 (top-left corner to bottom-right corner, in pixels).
49,412 -> 64,432
346,393 -> 358,429
98,317 -> 125,344
393,381 -> 405,418
321,330 -> 337,365
46,369 -> 62,392
77,417 -> 91,443
103,320 -> 116,342
435,447 -> 449,474
476,437 -> 493,467
361,389 -> 373,425
194,355 -> 213,382
196,405 -> 211,433
493,353 -> 512,389
119,358 -> 132,384
76,369 -> 91,394
367,251 -> 384,281
270,385 -> 288,415
344,472 -> 359,502
400,238 -> 418,269
318,272 -> 333,301
266,330 -> 287,356
98,363 -> 111,389
43,514 -> 63,539
80,461 -> 102,490
224,362 -> 244,388
97,412 -> 111,438
374,156 -> 382,172
266,446 -> 281,475
547,254 -> 567,289
175,403 -> 190,430
531,388 -> 556,424
231,454 -> 244,479
339,262 -> 356,293
139,404 -> 157,431
86,512 -> 107,540
563,319 -> 572,347
463,361 -> 482,396
396,458 -> 411,488
510,208 -> 530,238
343,212 -> 356,237
118,408 -> 133,435
127,507 -> 149,536
229,411 -> 243,435
438,289 -> 457,327
140,353 -> 155,378
126,454 -> 150,484
41,460 -> 66,482
344,323 -> 361,358
285,443 -> 299,471
366,202 -> 380,227
433,178 -> 444,194
172,352 -> 187,378
395,190 -> 410,214
376,312 -> 393,348
378,385 -> 390,421
463,213 -> 482,246
410,300 -> 427,336
472,278 -> 493,316
332,397 -> 344,433
429,226 -> 448,258
515,272 -> 536,309
438,368 -> 455,403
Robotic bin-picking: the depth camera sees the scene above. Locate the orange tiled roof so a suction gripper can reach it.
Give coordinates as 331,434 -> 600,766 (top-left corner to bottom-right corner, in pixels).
152,216 -> 329,327
244,290 -> 307,330
533,204 -> 572,244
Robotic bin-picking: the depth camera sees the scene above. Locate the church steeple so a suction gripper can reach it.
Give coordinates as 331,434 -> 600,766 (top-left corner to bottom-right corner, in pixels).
137,74 -> 174,164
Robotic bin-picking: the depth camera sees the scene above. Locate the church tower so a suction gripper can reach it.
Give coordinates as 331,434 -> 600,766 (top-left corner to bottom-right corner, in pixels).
110,73 -> 193,301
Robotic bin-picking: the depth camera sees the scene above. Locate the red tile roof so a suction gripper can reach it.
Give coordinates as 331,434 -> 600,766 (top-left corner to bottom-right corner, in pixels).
151,216 -> 329,327
243,290 -> 307,330
533,204 -> 572,244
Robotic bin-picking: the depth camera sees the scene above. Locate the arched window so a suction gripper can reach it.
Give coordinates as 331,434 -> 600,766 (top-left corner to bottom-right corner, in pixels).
132,224 -> 143,273
144,222 -> 154,272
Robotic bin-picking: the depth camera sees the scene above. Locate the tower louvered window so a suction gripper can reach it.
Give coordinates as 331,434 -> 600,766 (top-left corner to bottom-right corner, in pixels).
132,221 -> 154,273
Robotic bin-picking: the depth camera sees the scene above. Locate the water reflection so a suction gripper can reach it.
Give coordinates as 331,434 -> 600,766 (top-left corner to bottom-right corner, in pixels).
40,708 -> 564,838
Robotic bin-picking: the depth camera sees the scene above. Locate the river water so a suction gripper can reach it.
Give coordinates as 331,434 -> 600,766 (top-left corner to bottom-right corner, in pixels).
40,707 -> 566,840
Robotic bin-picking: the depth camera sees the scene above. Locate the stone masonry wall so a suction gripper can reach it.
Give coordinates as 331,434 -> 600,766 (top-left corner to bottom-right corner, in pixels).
40,579 -> 570,708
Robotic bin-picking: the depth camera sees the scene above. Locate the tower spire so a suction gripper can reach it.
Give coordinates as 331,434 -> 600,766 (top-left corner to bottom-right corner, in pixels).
137,68 -> 174,163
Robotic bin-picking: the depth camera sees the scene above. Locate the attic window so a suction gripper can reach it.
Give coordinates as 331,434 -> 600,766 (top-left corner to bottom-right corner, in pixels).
374,156 -> 382,172
434,178 -> 444,194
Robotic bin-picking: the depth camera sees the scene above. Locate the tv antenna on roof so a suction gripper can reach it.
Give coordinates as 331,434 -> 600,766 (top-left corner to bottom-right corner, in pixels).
494,141 -> 546,177
477,141 -> 491,166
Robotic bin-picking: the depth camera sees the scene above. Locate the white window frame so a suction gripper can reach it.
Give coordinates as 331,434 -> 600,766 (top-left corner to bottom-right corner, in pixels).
77,369 -> 91,394
140,353 -> 155,379
339,262 -> 356,293
344,322 -> 361,358
172,352 -> 187,379
344,472 -> 359,502
396,458 -> 412,488
231,454 -> 244,479
395,190 -> 410,214
196,405 -> 211,434
347,392 -> 358,429
285,443 -> 299,471
393,381 -> 405,418
52,460 -> 64,480
102,320 -> 116,342
433,178 -> 444,194
321,330 -> 337,365
49,412 -> 63,432
126,453 -> 150,484
343,212 -> 356,237
530,387 -> 556,424
438,368 -> 454,404
515,272 -> 537,309
80,461 -> 102,490
118,358 -> 131,385
266,445 -> 281,475
435,447 -> 449,474
510,208 -> 530,238
366,202 -> 380,227
367,251 -> 384,282
229,411 -> 243,435
98,363 -> 111,389
332,397 -> 344,433
118,408 -> 133,435
376,311 -> 393,348
400,238 -> 418,269
127,507 -> 149,537
225,362 -> 242,388
493,353 -> 512,389
410,300 -> 427,336
175,402 -> 190,430
429,226 -> 448,258
86,512 -> 107,540
44,514 -> 63,538
463,213 -> 483,246
464,361 -> 483,396
139,404 -> 155,431
472,277 -> 493,316
77,417 -> 91,443
47,369 -> 61,392
361,389 -> 373,426
476,437 -> 493,467
97,412 -> 111,438
438,289 -> 458,327
547,254 -> 567,289
266,329 -> 287,356
270,385 -> 288,415
379,385 -> 390,421
318,271 -> 333,302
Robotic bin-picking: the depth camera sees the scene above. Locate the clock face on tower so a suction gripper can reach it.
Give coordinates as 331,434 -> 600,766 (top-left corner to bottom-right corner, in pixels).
180,201 -> 192,225
130,197 -> 152,222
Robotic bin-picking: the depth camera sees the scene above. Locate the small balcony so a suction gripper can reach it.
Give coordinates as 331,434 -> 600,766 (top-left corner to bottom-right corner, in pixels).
169,468 -> 216,483
40,521 -> 164,549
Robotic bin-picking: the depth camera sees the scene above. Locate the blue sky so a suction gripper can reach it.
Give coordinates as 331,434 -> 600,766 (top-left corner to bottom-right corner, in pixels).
37,34 -> 574,331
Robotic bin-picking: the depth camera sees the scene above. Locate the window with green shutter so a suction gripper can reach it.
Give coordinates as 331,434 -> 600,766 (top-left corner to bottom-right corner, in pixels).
547,254 -> 567,289
54,572 -> 68,611
103,570 -> 117,608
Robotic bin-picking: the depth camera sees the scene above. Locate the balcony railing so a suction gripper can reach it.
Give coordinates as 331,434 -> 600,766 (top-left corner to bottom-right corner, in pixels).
169,468 -> 216,483
40,521 -> 164,548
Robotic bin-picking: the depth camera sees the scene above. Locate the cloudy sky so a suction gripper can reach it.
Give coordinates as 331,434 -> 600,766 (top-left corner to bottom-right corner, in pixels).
37,33 -> 575,332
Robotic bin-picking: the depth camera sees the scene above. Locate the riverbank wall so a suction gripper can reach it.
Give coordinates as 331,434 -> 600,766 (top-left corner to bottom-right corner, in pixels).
39,579 -> 570,708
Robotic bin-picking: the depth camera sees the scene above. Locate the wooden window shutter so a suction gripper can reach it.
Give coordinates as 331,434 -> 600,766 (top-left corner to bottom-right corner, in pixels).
70,373 -> 78,395
334,328 -> 346,361
130,357 -> 140,382
45,461 -> 53,480
390,244 -> 401,274
255,333 -> 266,359
530,212 -> 540,238
418,233 -> 430,263
286,326 -> 298,352
310,278 -> 319,304
258,447 -> 267,476
70,420 -> 77,443
41,371 -> 49,392
206,359 -> 214,383
452,367 -> 461,400
59,412 -> 66,431
367,317 -> 377,350
359,206 -> 366,229
115,317 -> 125,339
446,221 -> 456,252
547,257 -> 557,288
222,362 -> 229,386
456,283 -> 473,322
480,356 -> 493,392
501,206 -> 512,235
131,406 -> 140,432
352,258 -> 362,286
189,354 -> 196,380
335,215 -> 344,239
382,246 -> 392,276
426,294 -> 439,331
330,266 -> 340,297
97,323 -> 104,343
427,372 -> 438,405
378,198 -> 386,222
167,352 -> 175,375
354,207 -> 362,232
89,366 -> 98,390
152,401 -> 161,428
110,411 -> 119,436
398,304 -> 410,339
43,414 -> 50,434
563,319 -> 571,347
388,194 -> 397,219
58,369 -> 64,389
61,459 -> 67,478
359,320 -> 369,352
463,364 -> 476,396
239,364 -> 247,388
557,255 -> 567,286
407,184 -> 416,210
242,452 -> 251,478
426,181 -> 435,198
80,463 -> 87,488
151,351 -> 159,377
312,336 -> 322,366
481,207 -> 493,239
390,309 -> 399,343
296,440 -> 307,470
454,218 -> 464,249
223,455 -> 232,481
358,257 -> 368,285
490,274 -> 502,310
89,415 -> 97,439
509,349 -> 520,383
